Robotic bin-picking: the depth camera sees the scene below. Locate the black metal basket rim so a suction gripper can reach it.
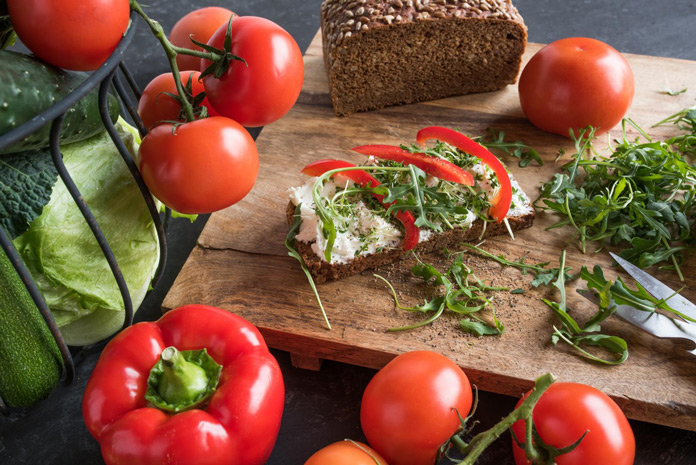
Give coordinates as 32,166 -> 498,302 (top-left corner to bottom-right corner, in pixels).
0,10 -> 139,151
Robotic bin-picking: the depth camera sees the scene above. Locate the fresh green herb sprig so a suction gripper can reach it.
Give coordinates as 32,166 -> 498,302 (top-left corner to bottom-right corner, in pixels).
376,253 -> 507,335
542,251 -> 630,365
460,243 -> 576,287
661,86 -> 688,97
536,115 -> 696,281
581,265 -> 695,323
475,128 -> 544,167
285,204 -> 331,330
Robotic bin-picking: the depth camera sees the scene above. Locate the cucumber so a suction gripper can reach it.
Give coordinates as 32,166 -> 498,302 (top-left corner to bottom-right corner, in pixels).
0,50 -> 120,155
0,248 -> 62,407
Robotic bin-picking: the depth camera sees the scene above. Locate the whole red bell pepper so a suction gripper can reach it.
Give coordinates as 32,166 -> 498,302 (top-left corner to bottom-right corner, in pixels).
416,126 -> 513,223
82,305 -> 284,465
301,158 -> 420,250
351,144 -> 475,186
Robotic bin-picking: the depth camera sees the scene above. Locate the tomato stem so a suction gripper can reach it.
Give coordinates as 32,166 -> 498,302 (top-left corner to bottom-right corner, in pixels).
452,373 -> 556,465
130,0 -> 214,122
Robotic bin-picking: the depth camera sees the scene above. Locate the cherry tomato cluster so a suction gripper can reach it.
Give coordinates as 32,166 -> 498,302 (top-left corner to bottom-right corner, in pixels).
137,9 -> 304,214
305,351 -> 635,465
9,1 -> 304,215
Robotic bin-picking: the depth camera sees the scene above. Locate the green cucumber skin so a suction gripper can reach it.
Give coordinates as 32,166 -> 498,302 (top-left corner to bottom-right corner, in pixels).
0,250 -> 62,407
0,50 -> 120,155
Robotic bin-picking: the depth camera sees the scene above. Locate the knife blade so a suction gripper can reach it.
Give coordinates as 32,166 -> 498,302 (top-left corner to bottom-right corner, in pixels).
609,252 -> 696,322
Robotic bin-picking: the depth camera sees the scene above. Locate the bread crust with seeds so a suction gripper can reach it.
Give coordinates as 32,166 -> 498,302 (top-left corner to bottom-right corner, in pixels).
287,201 -> 534,283
320,0 -> 527,116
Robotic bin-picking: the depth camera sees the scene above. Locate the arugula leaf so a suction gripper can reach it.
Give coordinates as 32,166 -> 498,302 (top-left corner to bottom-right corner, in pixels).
543,254 -> 629,365
460,243 -> 574,288
285,204 -> 331,330
0,148 -> 59,239
661,86 -> 687,96
475,128 -> 544,167
459,317 -> 503,336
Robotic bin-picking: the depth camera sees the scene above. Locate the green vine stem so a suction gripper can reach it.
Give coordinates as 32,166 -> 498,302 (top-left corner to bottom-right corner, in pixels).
129,0 -> 224,122
452,373 -> 557,465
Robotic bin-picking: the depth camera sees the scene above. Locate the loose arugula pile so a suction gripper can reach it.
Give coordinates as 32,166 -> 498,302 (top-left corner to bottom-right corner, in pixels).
536,108 -> 696,280
376,252 -> 508,336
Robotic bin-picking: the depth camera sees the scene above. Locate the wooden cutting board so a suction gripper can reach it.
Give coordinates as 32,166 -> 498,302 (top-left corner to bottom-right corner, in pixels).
164,31 -> 696,431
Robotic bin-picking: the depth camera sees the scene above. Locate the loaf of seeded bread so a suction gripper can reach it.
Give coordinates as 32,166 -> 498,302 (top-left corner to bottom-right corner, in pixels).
287,201 -> 534,283
320,0 -> 527,116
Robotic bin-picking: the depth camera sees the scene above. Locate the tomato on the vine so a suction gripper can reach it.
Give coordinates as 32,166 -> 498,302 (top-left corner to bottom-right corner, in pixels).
360,351 -> 472,465
511,382 -> 635,465
304,441 -> 388,465
138,117 -> 258,214
169,7 -> 235,71
7,0 -> 130,71
137,71 -> 217,130
518,37 -> 634,137
201,16 -> 304,128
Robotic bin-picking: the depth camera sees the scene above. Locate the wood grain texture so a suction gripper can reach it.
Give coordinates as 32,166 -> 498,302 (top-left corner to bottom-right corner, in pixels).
164,32 -> 696,430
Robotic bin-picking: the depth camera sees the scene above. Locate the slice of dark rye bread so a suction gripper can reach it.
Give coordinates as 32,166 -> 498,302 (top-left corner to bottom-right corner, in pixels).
286,201 -> 534,283
321,0 -> 527,116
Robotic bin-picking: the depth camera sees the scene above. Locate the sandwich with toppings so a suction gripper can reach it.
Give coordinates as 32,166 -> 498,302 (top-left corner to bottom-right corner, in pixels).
287,126 -> 535,283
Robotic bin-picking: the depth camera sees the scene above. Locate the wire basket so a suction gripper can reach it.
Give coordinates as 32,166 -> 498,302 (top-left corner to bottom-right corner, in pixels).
0,11 -> 167,413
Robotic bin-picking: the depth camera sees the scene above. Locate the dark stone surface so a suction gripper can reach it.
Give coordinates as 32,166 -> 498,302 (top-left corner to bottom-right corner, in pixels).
2,1 -> 695,464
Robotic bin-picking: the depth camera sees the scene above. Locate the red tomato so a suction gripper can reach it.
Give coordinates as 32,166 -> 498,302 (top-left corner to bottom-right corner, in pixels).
169,7 -> 236,71
511,382 -> 635,465
519,37 -> 635,137
360,351 -> 472,465
7,0 -> 130,71
201,16 -> 304,128
305,440 -> 388,465
138,117 -> 258,214
137,71 -> 217,130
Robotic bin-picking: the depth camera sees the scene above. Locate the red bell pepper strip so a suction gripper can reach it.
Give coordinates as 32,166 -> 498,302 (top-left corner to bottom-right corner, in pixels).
301,159 -> 419,251
416,126 -> 512,223
82,305 -> 284,465
352,144 -> 474,186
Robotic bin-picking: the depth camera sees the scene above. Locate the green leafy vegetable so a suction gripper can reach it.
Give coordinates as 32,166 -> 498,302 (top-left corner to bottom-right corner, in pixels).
661,86 -> 687,96
285,203 -> 331,330
376,252 -> 507,335
543,251 -> 630,365
0,0 -> 16,50
475,128 -> 544,167
536,114 -> 696,280
459,243 -> 575,287
12,120 -> 160,345
0,148 -> 59,238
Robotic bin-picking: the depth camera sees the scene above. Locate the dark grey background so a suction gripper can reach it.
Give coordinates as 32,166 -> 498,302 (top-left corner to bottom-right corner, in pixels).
2,1 -> 695,464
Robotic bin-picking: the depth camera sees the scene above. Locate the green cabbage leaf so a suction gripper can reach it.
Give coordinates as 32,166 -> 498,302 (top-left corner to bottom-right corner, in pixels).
13,120 -> 160,345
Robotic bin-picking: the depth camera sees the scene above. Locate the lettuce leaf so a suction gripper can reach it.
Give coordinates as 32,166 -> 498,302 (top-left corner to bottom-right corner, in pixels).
13,119 -> 159,345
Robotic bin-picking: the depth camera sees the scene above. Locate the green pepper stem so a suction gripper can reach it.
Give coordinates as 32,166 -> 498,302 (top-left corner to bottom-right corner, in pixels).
156,347 -> 210,405
453,373 -> 556,465
129,0 -> 222,122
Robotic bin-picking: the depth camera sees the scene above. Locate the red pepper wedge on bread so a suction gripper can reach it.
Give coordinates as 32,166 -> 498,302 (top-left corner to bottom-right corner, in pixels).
351,144 -> 475,185
301,159 -> 420,250
416,126 -> 512,222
